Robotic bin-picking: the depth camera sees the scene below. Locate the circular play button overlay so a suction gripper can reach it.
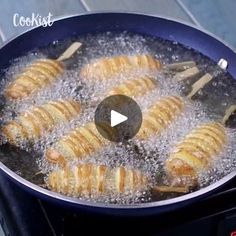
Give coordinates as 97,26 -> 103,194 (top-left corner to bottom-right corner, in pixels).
94,95 -> 142,142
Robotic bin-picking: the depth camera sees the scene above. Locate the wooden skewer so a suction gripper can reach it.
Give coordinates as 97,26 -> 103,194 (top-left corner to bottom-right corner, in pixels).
173,66 -> 200,81
57,42 -> 82,61
165,61 -> 196,71
222,105 -> 236,125
187,73 -> 213,99
39,184 -> 47,188
153,185 -> 190,193
34,171 -> 44,176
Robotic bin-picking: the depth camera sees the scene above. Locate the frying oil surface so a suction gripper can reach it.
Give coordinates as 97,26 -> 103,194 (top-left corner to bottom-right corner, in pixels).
0,31 -> 236,204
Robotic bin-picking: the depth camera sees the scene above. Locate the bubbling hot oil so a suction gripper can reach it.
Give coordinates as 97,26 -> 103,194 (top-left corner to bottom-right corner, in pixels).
0,31 -> 236,204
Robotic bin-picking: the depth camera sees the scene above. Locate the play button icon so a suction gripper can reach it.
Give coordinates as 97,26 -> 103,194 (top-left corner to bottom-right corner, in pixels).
110,110 -> 128,127
94,95 -> 142,142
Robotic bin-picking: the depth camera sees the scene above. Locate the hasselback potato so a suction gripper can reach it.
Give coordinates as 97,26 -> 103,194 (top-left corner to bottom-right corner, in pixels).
48,163 -> 148,196
107,75 -> 157,97
137,96 -> 184,139
165,122 -> 227,185
80,54 -> 161,80
4,59 -> 63,100
46,122 -> 111,164
2,99 -> 80,144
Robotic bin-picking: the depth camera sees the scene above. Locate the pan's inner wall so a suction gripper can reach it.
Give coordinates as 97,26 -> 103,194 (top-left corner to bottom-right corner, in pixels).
1,13 -> 236,77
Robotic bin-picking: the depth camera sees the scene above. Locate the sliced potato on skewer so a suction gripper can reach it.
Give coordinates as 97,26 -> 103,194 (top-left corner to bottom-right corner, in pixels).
4,42 -> 82,100
2,99 -> 81,144
48,163 -> 148,196
80,54 -> 162,80
165,122 -> 227,186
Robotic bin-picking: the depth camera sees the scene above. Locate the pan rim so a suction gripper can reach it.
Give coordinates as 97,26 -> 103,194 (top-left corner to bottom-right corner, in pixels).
0,159 -> 235,209
0,11 -> 236,210
0,11 -> 235,54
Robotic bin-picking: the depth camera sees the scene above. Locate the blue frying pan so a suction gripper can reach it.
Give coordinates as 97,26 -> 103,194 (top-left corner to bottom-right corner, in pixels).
0,12 -> 236,216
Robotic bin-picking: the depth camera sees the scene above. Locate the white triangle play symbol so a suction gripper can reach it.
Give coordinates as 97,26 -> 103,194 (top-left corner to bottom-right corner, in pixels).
110,110 -> 128,127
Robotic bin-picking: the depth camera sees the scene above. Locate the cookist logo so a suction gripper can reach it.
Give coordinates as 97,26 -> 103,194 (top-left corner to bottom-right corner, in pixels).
13,13 -> 54,27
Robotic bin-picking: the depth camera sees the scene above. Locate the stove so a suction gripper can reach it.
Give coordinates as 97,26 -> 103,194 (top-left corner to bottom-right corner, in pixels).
0,173 -> 236,236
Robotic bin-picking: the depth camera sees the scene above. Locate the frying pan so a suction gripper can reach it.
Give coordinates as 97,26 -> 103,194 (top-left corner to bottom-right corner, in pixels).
1,12 -> 236,217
